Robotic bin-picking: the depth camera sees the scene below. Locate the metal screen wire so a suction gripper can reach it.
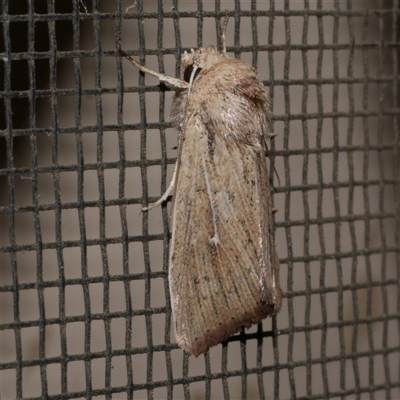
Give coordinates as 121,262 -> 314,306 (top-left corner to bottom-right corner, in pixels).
0,0 -> 399,399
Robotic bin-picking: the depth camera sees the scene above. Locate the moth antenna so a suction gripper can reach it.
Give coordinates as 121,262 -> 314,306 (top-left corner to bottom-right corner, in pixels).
187,65 -> 199,95
220,10 -> 229,54
264,132 -> 280,186
272,163 -> 281,186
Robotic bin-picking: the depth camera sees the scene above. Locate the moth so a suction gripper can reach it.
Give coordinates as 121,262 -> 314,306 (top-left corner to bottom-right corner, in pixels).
119,17 -> 282,357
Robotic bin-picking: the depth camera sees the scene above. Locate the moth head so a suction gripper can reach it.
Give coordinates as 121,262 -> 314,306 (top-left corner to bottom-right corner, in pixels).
181,46 -> 227,86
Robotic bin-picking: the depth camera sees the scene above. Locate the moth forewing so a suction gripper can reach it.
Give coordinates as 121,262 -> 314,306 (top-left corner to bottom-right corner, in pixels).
169,114 -> 282,356
120,33 -> 282,357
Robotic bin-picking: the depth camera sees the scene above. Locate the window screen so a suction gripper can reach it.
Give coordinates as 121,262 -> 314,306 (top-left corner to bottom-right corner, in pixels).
0,1 -> 399,399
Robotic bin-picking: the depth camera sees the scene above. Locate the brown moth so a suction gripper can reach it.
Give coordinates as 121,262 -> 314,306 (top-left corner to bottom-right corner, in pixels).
119,17 -> 282,357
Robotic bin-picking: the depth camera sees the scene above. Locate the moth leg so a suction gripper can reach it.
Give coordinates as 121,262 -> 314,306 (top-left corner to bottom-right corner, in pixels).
268,132 -> 278,139
142,162 -> 178,211
117,47 -> 189,89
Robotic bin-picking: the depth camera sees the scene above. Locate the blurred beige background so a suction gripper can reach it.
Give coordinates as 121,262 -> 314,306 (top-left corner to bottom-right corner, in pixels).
1,0 -> 398,399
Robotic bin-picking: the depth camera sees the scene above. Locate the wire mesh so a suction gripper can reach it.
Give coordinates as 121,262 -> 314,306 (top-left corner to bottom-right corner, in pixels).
0,0 -> 399,399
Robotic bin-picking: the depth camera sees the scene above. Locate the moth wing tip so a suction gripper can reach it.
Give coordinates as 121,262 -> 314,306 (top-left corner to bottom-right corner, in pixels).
176,301 -> 282,357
